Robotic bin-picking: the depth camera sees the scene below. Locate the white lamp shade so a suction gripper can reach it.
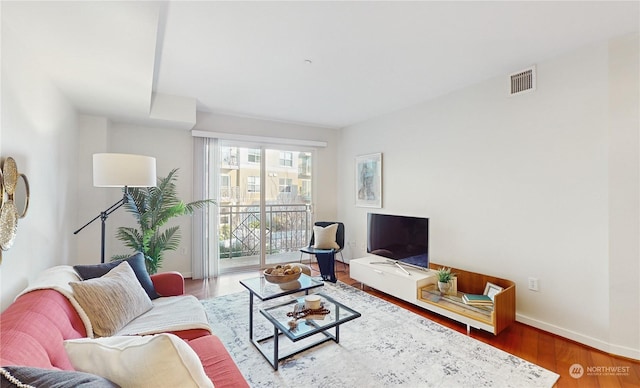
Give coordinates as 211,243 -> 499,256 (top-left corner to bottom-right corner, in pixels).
93,153 -> 157,187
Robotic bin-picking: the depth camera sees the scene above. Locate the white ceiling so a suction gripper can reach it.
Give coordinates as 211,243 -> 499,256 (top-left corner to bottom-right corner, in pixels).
2,1 -> 639,129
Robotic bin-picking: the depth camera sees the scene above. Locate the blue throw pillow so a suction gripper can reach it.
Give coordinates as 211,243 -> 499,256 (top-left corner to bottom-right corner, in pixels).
0,366 -> 120,387
73,252 -> 160,300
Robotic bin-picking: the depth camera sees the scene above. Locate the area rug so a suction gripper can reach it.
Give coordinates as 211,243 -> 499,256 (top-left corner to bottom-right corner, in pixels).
202,281 -> 559,387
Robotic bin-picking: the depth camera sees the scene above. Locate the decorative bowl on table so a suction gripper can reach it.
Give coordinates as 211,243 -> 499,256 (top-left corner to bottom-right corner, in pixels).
263,264 -> 302,284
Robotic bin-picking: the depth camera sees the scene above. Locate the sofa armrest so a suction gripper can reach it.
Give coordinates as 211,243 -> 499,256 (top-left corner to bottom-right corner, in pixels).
151,271 -> 185,296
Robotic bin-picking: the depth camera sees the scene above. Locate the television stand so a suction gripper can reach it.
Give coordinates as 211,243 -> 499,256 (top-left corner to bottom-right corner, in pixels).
350,256 -> 516,335
350,256 -> 435,304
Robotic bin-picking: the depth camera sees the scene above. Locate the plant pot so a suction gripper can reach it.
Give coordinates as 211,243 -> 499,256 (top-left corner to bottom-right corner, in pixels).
438,281 -> 451,294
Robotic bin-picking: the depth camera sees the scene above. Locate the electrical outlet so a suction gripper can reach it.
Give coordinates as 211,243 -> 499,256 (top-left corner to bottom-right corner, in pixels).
528,277 -> 539,291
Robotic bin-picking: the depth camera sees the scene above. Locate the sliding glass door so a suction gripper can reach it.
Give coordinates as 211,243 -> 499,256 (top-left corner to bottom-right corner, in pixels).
217,143 -> 313,273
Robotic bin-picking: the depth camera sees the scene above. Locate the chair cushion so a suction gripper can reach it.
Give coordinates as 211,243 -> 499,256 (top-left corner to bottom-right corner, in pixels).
313,223 -> 340,249
69,261 -> 153,337
74,252 -> 160,300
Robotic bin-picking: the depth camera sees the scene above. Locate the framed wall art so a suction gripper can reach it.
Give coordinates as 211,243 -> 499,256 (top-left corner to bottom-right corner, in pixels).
355,153 -> 382,208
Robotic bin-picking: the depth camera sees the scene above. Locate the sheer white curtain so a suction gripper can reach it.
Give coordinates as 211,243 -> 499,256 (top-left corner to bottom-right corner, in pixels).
191,130 -> 327,278
192,137 -> 219,279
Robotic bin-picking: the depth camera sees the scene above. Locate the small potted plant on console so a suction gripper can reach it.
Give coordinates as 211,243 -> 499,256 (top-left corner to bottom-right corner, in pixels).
437,267 -> 455,294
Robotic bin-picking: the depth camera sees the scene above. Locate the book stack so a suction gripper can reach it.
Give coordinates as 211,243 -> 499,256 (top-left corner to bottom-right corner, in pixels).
462,293 -> 493,306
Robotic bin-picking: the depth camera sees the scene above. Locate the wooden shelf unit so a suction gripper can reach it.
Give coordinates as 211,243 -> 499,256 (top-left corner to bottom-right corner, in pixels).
417,263 -> 516,335
420,285 -> 494,325
349,257 -> 516,335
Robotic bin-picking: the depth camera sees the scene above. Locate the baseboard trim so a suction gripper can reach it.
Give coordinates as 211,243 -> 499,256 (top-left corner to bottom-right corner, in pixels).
516,313 -> 640,361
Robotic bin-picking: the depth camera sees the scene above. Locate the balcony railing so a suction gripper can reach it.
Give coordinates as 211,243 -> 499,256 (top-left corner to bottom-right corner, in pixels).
218,203 -> 312,259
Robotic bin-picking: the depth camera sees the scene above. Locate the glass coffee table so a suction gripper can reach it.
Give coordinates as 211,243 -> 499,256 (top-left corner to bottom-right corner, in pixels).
239,274 -> 324,341
255,293 -> 361,370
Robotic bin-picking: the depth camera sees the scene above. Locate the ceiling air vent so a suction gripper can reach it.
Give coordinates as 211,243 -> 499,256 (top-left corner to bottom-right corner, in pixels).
509,66 -> 536,96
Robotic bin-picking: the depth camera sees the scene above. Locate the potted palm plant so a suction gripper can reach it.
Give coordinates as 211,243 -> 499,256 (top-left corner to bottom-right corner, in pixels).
113,168 -> 215,274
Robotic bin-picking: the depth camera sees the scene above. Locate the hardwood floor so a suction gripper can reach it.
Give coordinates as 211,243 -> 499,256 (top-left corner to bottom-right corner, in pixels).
185,264 -> 640,388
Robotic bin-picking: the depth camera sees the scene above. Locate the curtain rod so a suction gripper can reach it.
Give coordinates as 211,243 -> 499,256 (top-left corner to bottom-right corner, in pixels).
191,130 -> 328,148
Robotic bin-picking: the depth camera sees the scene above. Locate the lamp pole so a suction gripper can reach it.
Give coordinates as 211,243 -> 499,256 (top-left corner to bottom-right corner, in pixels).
74,153 -> 156,263
74,188 -> 128,263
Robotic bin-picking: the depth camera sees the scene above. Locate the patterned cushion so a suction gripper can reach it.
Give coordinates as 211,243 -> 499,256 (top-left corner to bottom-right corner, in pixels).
313,223 -> 340,249
74,252 -> 160,299
0,366 -> 119,387
69,261 -> 153,337
64,334 -> 213,388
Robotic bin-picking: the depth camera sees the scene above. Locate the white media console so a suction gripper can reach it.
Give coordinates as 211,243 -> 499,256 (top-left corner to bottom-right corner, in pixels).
349,256 -> 436,302
350,256 -> 516,335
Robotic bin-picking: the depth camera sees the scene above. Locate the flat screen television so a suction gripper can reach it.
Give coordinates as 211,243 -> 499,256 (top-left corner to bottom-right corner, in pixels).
367,213 -> 429,271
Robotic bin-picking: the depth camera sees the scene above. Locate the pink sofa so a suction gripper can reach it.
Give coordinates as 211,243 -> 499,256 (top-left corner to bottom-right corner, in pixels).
0,271 -> 248,387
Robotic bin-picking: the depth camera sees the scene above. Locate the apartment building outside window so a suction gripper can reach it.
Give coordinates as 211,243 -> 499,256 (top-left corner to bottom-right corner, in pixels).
298,153 -> 312,177
279,178 -> 293,193
300,180 -> 311,199
247,176 -> 260,192
220,174 -> 230,200
248,149 -> 260,164
279,151 -> 293,167
221,147 -> 239,168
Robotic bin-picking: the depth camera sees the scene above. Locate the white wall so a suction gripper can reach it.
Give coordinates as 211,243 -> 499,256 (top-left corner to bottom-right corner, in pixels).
75,112 -> 339,277
338,34 -> 639,359
109,122 -> 194,275
75,115 -> 110,263
75,120 -> 194,274
0,25 -> 79,310
607,34 -> 640,359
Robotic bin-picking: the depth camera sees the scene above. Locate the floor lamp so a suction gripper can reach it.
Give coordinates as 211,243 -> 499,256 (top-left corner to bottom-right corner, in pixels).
74,153 -> 157,263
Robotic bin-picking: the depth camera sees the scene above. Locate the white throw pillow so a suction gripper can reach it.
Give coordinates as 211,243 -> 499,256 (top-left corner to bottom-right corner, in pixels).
313,223 -> 340,249
69,261 -> 153,337
64,334 -> 214,388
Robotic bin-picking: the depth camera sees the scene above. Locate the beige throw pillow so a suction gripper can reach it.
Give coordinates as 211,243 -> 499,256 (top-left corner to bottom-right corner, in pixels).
64,334 -> 214,388
313,223 -> 340,249
69,261 -> 153,337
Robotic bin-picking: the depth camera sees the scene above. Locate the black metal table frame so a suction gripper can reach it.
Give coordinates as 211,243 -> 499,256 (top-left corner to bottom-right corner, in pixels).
247,287 -> 317,340
239,274 -> 325,345
252,293 -> 360,371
